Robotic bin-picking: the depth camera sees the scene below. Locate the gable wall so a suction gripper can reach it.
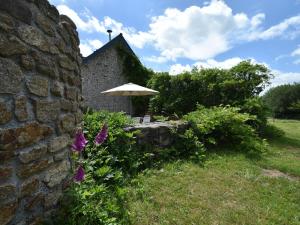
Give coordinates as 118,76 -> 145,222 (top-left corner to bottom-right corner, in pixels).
82,47 -> 132,114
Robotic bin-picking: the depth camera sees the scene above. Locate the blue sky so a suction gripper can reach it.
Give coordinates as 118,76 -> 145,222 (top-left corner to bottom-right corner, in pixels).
49,0 -> 300,88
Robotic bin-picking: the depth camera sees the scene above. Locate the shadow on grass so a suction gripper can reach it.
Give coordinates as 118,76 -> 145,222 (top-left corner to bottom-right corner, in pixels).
268,135 -> 300,149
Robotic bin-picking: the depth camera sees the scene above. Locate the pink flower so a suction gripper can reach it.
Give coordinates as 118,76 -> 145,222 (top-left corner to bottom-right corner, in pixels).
94,123 -> 108,145
74,165 -> 85,182
72,130 -> 88,152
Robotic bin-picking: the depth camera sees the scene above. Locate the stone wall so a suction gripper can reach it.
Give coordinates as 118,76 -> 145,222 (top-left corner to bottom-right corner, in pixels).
0,0 -> 82,224
82,45 -> 132,114
125,121 -> 189,147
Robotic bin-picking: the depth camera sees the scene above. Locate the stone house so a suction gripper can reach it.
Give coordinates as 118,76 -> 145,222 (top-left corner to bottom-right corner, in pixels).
82,33 -> 135,114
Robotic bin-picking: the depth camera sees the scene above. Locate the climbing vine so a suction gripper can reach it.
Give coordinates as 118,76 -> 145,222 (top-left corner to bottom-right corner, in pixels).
116,45 -> 154,115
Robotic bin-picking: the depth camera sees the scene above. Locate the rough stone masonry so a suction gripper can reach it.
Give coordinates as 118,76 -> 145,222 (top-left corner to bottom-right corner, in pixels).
0,0 -> 83,224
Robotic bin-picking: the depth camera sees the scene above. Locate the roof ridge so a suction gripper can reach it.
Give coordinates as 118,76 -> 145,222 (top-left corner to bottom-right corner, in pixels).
82,33 -> 136,64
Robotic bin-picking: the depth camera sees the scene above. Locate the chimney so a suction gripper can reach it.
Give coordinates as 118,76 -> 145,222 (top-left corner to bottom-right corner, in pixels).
107,29 -> 112,41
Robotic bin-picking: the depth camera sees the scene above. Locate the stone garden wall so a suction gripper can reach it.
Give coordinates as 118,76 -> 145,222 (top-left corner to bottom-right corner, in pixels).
125,121 -> 189,147
0,0 -> 82,224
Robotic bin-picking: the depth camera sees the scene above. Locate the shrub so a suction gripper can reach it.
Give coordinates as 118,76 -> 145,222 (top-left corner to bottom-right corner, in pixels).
183,106 -> 268,155
148,61 -> 272,117
54,110 -> 205,225
239,97 -> 268,134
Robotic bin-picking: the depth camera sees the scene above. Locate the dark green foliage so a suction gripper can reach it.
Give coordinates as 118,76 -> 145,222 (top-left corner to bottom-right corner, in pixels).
262,124 -> 285,139
239,97 -> 268,134
54,111 -> 134,225
263,83 -> 300,118
148,61 -> 272,117
55,111 -> 204,225
183,106 -> 268,155
116,46 -> 154,115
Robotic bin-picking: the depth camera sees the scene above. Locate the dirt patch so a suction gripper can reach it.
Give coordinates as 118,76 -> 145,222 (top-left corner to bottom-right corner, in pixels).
262,169 -> 299,181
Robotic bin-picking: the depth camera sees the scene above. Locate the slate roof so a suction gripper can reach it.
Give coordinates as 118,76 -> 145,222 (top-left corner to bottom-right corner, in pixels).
82,33 -> 136,64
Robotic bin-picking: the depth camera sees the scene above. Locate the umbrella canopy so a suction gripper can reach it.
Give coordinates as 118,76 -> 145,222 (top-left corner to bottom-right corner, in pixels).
101,83 -> 159,96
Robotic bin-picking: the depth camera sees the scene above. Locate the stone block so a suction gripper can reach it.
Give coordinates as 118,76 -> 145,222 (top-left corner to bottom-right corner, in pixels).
44,191 -> 62,208
18,144 -> 47,164
24,193 -> 44,211
15,95 -> 28,122
0,151 -> 14,163
33,53 -> 58,78
21,55 -> 35,70
20,176 -> 39,197
0,0 -> 32,24
65,86 -> 77,100
48,135 -> 70,153
75,111 -> 83,124
34,100 -> 60,122
58,114 -> 75,133
0,183 -> 16,202
17,157 -> 53,178
51,81 -> 64,97
0,13 -> 14,32
0,165 -> 13,181
43,160 -> 70,188
27,76 -> 49,97
36,13 -> 56,37
59,55 -> 74,70
18,25 -> 51,52
60,99 -> 73,112
0,99 -> 12,125
0,34 -> 28,56
68,75 -> 81,86
0,201 -> 17,225
0,122 -> 53,151
54,149 -> 68,161
0,57 -> 23,94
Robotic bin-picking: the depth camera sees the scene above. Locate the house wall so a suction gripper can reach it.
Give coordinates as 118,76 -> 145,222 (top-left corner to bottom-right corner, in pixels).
82,47 -> 132,114
0,0 -> 82,224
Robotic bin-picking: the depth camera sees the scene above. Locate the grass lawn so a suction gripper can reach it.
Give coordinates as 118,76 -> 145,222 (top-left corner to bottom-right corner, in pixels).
126,119 -> 300,225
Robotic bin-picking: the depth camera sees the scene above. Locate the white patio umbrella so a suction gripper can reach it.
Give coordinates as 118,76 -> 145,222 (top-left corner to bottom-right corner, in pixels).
101,83 -> 159,96
101,83 -> 159,115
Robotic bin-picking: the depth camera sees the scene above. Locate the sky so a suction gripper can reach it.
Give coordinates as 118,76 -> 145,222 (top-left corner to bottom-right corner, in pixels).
49,0 -> 300,89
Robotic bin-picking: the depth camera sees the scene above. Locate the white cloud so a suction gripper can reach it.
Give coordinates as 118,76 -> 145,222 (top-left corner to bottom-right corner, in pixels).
268,70 -> 300,90
169,57 -> 245,75
56,5 -> 151,49
145,1 -> 263,61
290,45 -> 300,64
194,57 -> 244,69
79,39 -> 103,57
259,15 -> 300,40
169,64 -> 192,75
57,1 -> 300,63
57,5 -> 106,33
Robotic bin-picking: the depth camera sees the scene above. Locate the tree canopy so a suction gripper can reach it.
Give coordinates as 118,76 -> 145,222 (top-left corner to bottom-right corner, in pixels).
263,83 -> 300,118
147,60 -> 272,117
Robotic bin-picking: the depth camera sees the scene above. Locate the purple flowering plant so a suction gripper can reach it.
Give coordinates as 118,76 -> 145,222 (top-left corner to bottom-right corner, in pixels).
72,124 -> 108,183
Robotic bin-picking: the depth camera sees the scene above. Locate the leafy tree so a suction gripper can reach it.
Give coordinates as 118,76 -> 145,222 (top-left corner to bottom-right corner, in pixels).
263,83 -> 300,118
148,60 -> 272,117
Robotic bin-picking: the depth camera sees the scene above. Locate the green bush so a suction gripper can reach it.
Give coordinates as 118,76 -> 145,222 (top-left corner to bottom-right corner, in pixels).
148,61 -> 272,117
183,106 -> 268,155
54,111 -> 134,225
54,110 -> 205,225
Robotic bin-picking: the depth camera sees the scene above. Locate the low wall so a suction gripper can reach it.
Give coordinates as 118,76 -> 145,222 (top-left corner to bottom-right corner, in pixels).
0,0 -> 82,224
125,121 -> 189,147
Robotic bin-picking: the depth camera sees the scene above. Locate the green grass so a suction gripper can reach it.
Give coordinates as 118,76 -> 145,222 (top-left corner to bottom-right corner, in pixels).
126,119 -> 300,225
259,119 -> 300,176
